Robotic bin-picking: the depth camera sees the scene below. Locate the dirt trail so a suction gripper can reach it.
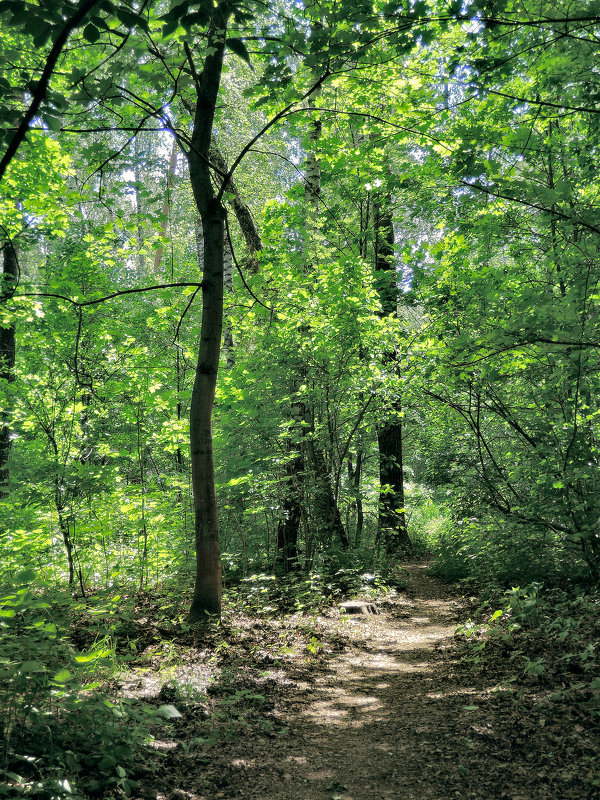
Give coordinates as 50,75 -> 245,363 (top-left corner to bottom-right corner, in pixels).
257,564 -> 467,800
139,565 -> 595,800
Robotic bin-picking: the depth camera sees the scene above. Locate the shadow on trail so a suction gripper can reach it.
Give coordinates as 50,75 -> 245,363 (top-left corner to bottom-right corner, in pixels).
143,566 -> 593,800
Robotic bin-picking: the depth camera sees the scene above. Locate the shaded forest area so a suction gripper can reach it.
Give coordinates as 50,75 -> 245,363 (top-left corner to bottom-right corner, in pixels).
1,0 -> 599,797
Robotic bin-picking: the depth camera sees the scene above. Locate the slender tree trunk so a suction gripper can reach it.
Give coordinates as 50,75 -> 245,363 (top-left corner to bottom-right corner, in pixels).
0,240 -> 17,496
186,4 -> 230,620
134,134 -> 146,278
278,82 -> 348,557
277,454 -> 302,571
153,140 -> 178,276
209,142 -> 263,368
222,237 -> 235,368
374,195 -> 411,554
209,142 -> 262,270
348,451 -> 364,547
277,400 -> 304,572
306,438 -> 349,548
377,407 -> 410,553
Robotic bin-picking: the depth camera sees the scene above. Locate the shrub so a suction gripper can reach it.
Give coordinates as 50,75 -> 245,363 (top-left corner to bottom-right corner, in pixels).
0,570 -> 153,799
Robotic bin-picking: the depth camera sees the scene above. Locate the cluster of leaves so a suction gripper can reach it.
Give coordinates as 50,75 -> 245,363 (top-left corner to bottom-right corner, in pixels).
0,571 -> 161,798
429,516 -> 591,589
456,582 -> 600,713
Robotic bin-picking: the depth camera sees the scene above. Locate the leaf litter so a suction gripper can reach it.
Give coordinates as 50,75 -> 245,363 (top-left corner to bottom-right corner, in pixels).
126,564 -> 599,800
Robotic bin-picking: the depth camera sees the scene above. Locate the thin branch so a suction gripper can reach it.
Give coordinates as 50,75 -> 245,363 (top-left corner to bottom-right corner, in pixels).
8,282 -> 204,308
173,287 -> 201,343
0,0 -> 100,183
461,180 -> 600,237
219,70 -> 331,199
224,215 -> 273,312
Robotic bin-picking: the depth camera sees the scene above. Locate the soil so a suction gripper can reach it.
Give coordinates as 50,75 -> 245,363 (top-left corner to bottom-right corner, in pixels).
131,564 -> 599,800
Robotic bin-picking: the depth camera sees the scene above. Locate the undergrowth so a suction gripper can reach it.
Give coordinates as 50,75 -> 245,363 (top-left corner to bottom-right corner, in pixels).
0,571 -> 178,799
456,582 -> 600,714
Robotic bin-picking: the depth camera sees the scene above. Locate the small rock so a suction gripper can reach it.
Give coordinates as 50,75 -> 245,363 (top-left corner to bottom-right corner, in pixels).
339,601 -> 378,615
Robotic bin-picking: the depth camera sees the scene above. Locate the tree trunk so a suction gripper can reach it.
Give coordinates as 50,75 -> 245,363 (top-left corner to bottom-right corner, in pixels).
186,4 -> 230,621
277,451 -> 302,571
277,401 -> 304,572
277,81 -> 347,556
209,141 -> 263,368
306,439 -> 349,549
153,139 -> 178,276
348,451 -> 364,547
377,407 -> 410,554
374,194 -> 411,555
0,240 -> 17,496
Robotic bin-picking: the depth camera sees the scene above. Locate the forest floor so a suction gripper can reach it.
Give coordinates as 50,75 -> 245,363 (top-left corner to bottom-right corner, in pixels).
126,564 -> 599,800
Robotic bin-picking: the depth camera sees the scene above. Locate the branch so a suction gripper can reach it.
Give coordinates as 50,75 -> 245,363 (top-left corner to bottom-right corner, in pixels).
224,215 -> 273,312
486,89 -> 600,116
461,180 -> 600,237
0,0 -> 100,183
7,282 -> 204,308
220,70 -> 331,199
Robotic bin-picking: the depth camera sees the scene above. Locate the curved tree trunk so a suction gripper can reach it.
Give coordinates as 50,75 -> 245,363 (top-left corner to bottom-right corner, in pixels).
186,3 -> 230,620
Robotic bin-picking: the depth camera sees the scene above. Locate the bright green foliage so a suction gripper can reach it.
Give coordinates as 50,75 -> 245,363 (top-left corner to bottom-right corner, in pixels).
1,0 -> 600,789
0,570 -> 155,798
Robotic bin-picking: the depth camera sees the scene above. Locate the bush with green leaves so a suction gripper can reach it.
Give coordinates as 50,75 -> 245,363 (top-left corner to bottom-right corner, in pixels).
429,515 -> 590,589
0,570 -> 155,799
456,582 -> 600,710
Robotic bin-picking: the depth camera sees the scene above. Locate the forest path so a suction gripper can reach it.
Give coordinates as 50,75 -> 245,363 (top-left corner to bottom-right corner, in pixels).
251,564 -> 469,800
139,565 -> 585,800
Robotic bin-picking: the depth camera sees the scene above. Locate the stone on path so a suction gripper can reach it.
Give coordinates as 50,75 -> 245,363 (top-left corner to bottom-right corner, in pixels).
339,600 -> 378,615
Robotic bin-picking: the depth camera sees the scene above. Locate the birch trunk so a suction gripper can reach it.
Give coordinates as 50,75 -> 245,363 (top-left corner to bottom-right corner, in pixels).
153,140 -> 178,277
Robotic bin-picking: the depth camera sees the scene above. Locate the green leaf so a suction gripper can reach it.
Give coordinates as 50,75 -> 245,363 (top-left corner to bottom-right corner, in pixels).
226,38 -> 252,67
83,22 -> 100,43
19,660 -> 44,673
53,669 -> 72,682
44,114 -> 62,131
16,568 -> 35,584
158,704 -> 182,719
116,8 -> 148,31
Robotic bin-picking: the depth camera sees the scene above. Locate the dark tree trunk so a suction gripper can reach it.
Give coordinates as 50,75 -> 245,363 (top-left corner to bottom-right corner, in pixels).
277,452 -> 302,572
186,4 -> 230,621
306,441 -> 349,549
0,240 -> 17,496
348,451 -> 364,547
374,195 -> 411,555
279,81 -> 347,554
276,401 -> 305,571
377,406 -> 410,554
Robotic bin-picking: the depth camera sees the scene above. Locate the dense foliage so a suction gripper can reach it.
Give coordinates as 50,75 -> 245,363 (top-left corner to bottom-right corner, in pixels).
1,0 -> 600,795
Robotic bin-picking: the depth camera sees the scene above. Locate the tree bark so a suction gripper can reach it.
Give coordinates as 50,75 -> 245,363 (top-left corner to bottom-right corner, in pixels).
209,142 -> 262,270
374,195 -> 411,554
288,87 -> 349,549
0,240 -> 17,496
186,4 -> 230,620
377,408 -> 410,554
306,439 -> 349,549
